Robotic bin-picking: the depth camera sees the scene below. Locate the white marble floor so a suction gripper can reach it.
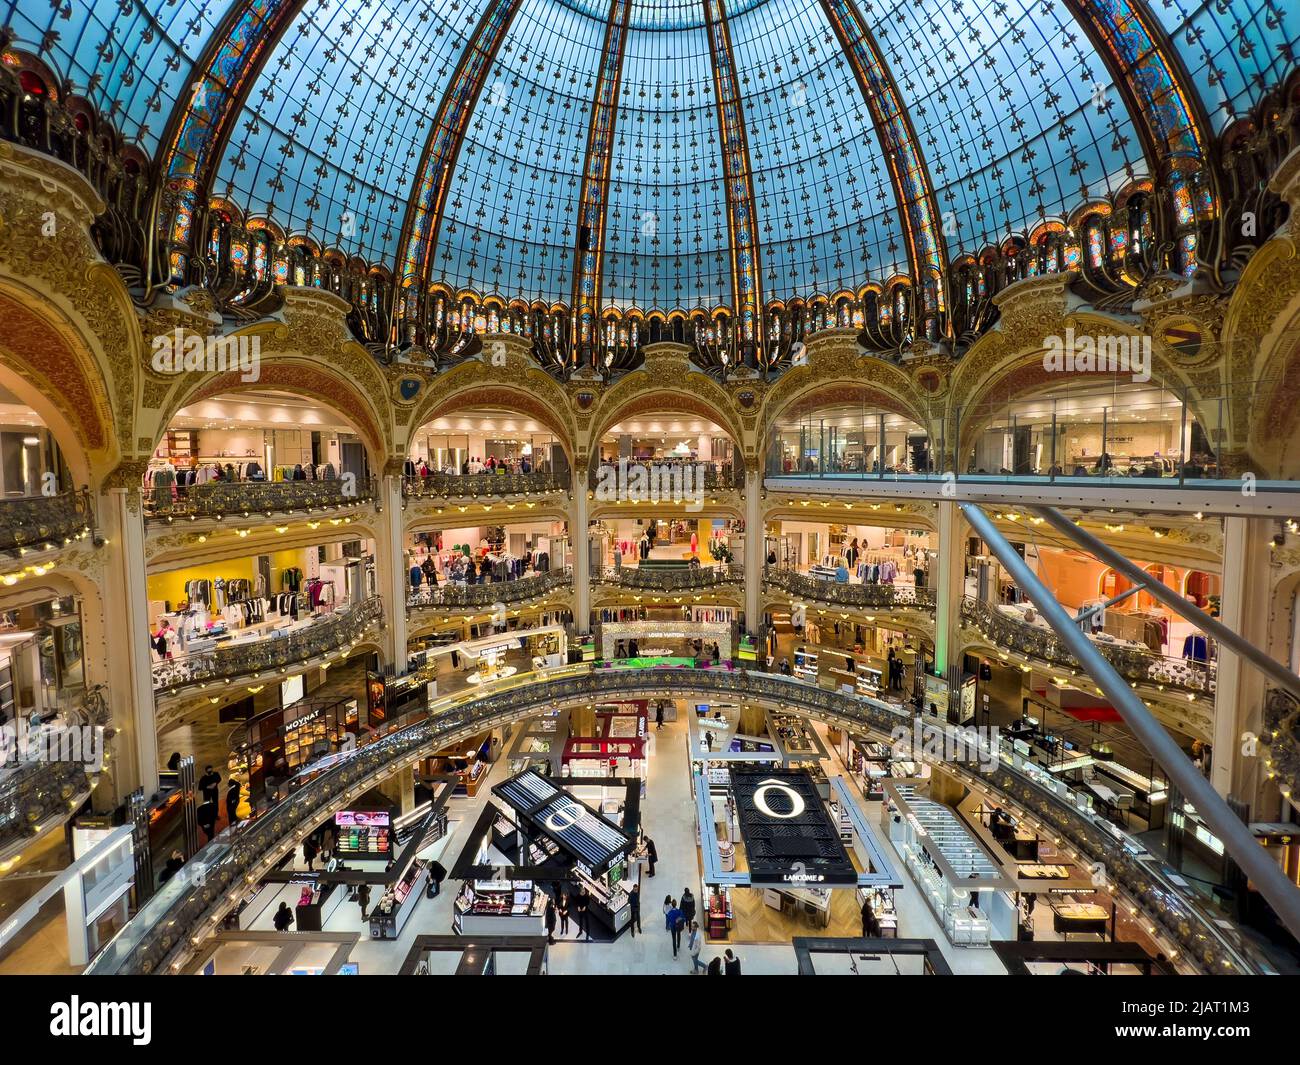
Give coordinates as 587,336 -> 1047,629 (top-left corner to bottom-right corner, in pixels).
290,710 -> 1006,975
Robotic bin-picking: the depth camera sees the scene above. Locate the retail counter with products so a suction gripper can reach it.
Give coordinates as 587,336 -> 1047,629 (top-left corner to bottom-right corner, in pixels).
453,880 -> 547,935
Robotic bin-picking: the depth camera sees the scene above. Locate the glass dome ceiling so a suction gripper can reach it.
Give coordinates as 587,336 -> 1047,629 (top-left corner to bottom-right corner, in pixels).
4,0 -> 1295,316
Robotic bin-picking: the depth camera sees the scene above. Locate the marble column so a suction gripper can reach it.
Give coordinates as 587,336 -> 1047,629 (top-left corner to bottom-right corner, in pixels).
934,500 -> 965,678
373,472 -> 408,670
573,462 -> 590,634
743,467 -> 763,630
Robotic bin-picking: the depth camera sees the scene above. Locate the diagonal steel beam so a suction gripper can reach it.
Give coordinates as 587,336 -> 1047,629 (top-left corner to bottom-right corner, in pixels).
961,501 -> 1300,946
1032,505 -> 1300,702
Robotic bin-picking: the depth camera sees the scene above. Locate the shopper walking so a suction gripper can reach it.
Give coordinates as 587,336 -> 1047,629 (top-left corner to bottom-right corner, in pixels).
303,836 -> 319,871
273,901 -> 294,932
687,922 -> 706,974
427,860 -> 447,898
357,883 -> 371,920
545,896 -> 557,944
196,798 -> 218,843
645,835 -> 658,877
627,883 -> 641,937
666,899 -> 684,957
556,889 -> 571,937
198,765 -> 221,805
225,778 -> 242,828
723,948 -> 742,975
655,703 -> 665,731
680,886 -> 696,928
574,887 -> 591,941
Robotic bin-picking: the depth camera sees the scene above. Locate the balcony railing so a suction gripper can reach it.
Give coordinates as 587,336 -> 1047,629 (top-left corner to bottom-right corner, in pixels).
89,667 -> 1260,976
0,488 -> 93,555
765,566 -> 937,612
406,569 -> 571,610
144,478 -> 376,523
597,563 -> 744,592
151,597 -> 384,694
402,472 -> 564,501
960,597 -> 1214,696
0,685 -> 110,854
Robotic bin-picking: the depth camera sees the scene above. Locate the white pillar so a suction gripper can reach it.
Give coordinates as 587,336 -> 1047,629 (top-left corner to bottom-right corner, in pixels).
934,500 -> 965,677
573,463 -> 590,634
744,467 -> 763,628
1213,516 -> 1269,800
374,473 -> 408,669
103,487 -> 157,797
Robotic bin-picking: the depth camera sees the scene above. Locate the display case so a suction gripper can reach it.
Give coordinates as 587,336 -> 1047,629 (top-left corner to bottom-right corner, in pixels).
452,879 -> 546,935
370,858 -> 429,939
334,810 -> 391,859
856,885 -> 898,938
793,648 -> 819,683
855,664 -> 883,698
704,885 -> 733,939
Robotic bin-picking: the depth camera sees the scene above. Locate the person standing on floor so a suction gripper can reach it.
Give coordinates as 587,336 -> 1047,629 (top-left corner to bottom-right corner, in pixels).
655,703 -> 665,730
273,901 -> 294,932
556,889 -> 571,937
644,835 -> 658,876
723,948 -> 742,975
687,921 -> 706,974
574,887 -> 591,941
303,835 -> 319,871
357,883 -> 371,920
861,898 -> 880,939
627,883 -> 641,936
707,955 -> 722,975
666,898 -> 684,957
198,765 -> 221,805
544,896 -> 557,944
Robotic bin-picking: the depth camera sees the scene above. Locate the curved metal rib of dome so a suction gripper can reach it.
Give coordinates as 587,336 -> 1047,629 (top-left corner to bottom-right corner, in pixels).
398,0 -> 523,304
572,0 -> 634,368
1063,0 -> 1217,277
155,0 -> 305,285
702,0 -> 765,365
819,0 -> 947,339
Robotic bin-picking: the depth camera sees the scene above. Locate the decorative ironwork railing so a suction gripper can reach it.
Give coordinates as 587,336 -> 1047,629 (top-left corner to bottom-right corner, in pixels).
765,566 -> 936,612
597,564 -> 743,592
143,478 -> 376,522
88,667 -> 1261,976
0,685 -> 111,853
960,597 -> 1214,696
406,569 -> 571,610
0,489 -> 93,555
151,597 -> 384,694
401,471 -> 564,500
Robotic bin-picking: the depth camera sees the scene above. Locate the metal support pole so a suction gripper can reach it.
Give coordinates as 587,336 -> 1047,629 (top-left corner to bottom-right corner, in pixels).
1031,505 -> 1300,702
960,502 -> 1300,946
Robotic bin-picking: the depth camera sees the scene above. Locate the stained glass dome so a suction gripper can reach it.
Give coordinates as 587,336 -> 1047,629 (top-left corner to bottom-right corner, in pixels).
3,0 -> 1295,319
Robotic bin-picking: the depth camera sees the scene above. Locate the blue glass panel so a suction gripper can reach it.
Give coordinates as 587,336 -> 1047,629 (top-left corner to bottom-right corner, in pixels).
430,1 -> 605,302
3,0 -> 238,152
213,0 -> 486,265
863,0 -> 1145,255
601,22 -> 730,312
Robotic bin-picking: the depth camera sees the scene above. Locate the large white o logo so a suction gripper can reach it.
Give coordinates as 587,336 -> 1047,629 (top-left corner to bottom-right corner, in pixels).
752,778 -> 805,819
544,801 -> 583,833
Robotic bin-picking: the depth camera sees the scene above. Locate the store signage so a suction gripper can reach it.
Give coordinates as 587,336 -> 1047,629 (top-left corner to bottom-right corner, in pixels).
544,801 -> 585,834
284,707 -> 322,732
752,777 -> 805,820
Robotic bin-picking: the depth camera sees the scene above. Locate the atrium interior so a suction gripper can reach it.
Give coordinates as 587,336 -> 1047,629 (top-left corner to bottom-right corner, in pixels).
1,0 -> 1299,988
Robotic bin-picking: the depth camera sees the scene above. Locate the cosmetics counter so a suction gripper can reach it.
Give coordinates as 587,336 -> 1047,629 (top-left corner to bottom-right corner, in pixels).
334,809 -> 393,861
453,879 -> 547,936
561,737 -> 646,793
857,886 -> 898,937
369,801 -> 456,939
839,735 -> 921,801
230,870 -> 348,933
